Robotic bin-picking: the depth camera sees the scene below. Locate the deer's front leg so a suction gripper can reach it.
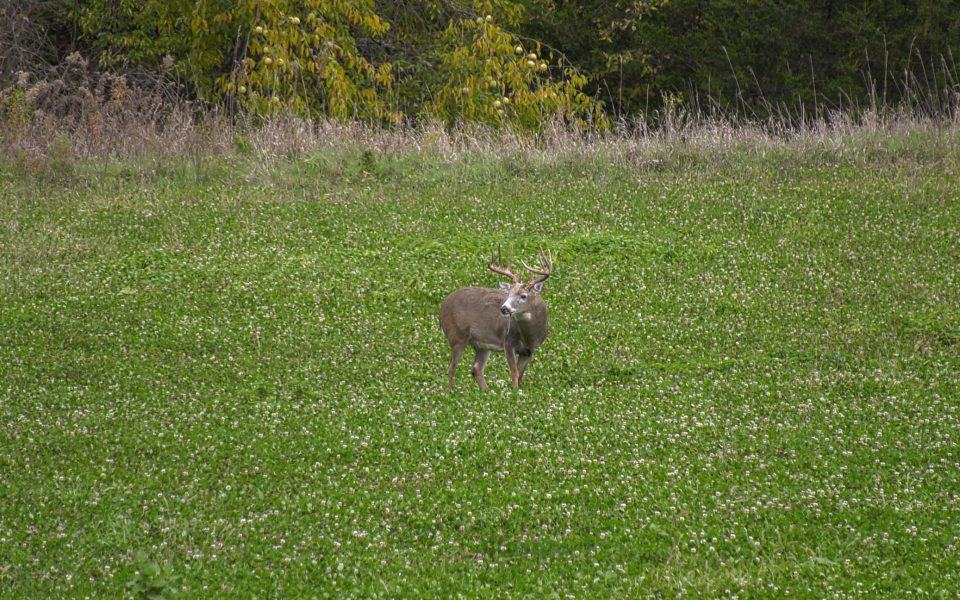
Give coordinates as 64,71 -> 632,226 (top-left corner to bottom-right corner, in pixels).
517,351 -> 532,385
504,343 -> 520,388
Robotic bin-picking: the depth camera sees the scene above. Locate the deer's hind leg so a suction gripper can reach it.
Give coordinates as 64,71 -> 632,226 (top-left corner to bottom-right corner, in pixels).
471,348 -> 491,391
447,342 -> 467,389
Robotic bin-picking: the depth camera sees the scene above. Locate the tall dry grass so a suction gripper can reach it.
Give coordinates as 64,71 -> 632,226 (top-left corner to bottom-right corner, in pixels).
2,52 -> 959,175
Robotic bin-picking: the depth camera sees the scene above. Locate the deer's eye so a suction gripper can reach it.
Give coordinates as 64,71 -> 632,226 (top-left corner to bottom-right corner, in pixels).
520,293 -> 528,300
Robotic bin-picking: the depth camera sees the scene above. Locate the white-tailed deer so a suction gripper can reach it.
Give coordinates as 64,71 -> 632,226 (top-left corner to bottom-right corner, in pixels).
440,247 -> 553,390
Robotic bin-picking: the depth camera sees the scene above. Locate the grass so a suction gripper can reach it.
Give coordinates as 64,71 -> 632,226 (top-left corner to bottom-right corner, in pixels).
1,132 -> 959,597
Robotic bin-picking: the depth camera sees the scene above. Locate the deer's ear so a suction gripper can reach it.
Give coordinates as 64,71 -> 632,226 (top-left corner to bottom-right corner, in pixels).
499,282 -> 513,291
531,281 -> 545,294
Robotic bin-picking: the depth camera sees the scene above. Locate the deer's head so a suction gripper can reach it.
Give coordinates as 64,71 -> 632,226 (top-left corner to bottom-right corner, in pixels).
488,246 -> 554,317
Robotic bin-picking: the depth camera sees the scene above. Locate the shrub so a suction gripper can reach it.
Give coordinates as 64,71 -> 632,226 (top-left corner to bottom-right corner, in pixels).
66,0 -> 602,128
229,0 -> 397,122
426,8 -> 606,129
0,52 -> 184,158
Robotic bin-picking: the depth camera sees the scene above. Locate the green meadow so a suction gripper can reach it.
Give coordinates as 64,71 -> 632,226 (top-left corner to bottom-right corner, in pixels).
1,135 -> 959,597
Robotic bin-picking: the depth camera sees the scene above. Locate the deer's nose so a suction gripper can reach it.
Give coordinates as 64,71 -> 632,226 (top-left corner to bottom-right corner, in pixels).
500,306 -> 512,315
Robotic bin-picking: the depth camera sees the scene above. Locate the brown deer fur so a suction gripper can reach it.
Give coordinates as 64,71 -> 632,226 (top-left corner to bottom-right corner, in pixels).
440,248 -> 552,390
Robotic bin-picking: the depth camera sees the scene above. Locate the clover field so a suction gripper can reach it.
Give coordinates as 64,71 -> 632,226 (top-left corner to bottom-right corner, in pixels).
1,138 -> 959,597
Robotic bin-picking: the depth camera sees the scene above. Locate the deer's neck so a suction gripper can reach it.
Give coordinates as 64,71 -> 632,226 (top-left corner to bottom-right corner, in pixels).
508,311 -> 539,347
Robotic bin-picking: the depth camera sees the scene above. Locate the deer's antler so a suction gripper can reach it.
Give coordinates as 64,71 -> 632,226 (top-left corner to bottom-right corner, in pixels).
488,244 -> 521,283
520,248 -> 554,284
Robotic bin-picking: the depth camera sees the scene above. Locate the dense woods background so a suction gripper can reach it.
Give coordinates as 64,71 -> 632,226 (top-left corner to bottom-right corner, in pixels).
2,0 -> 959,127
